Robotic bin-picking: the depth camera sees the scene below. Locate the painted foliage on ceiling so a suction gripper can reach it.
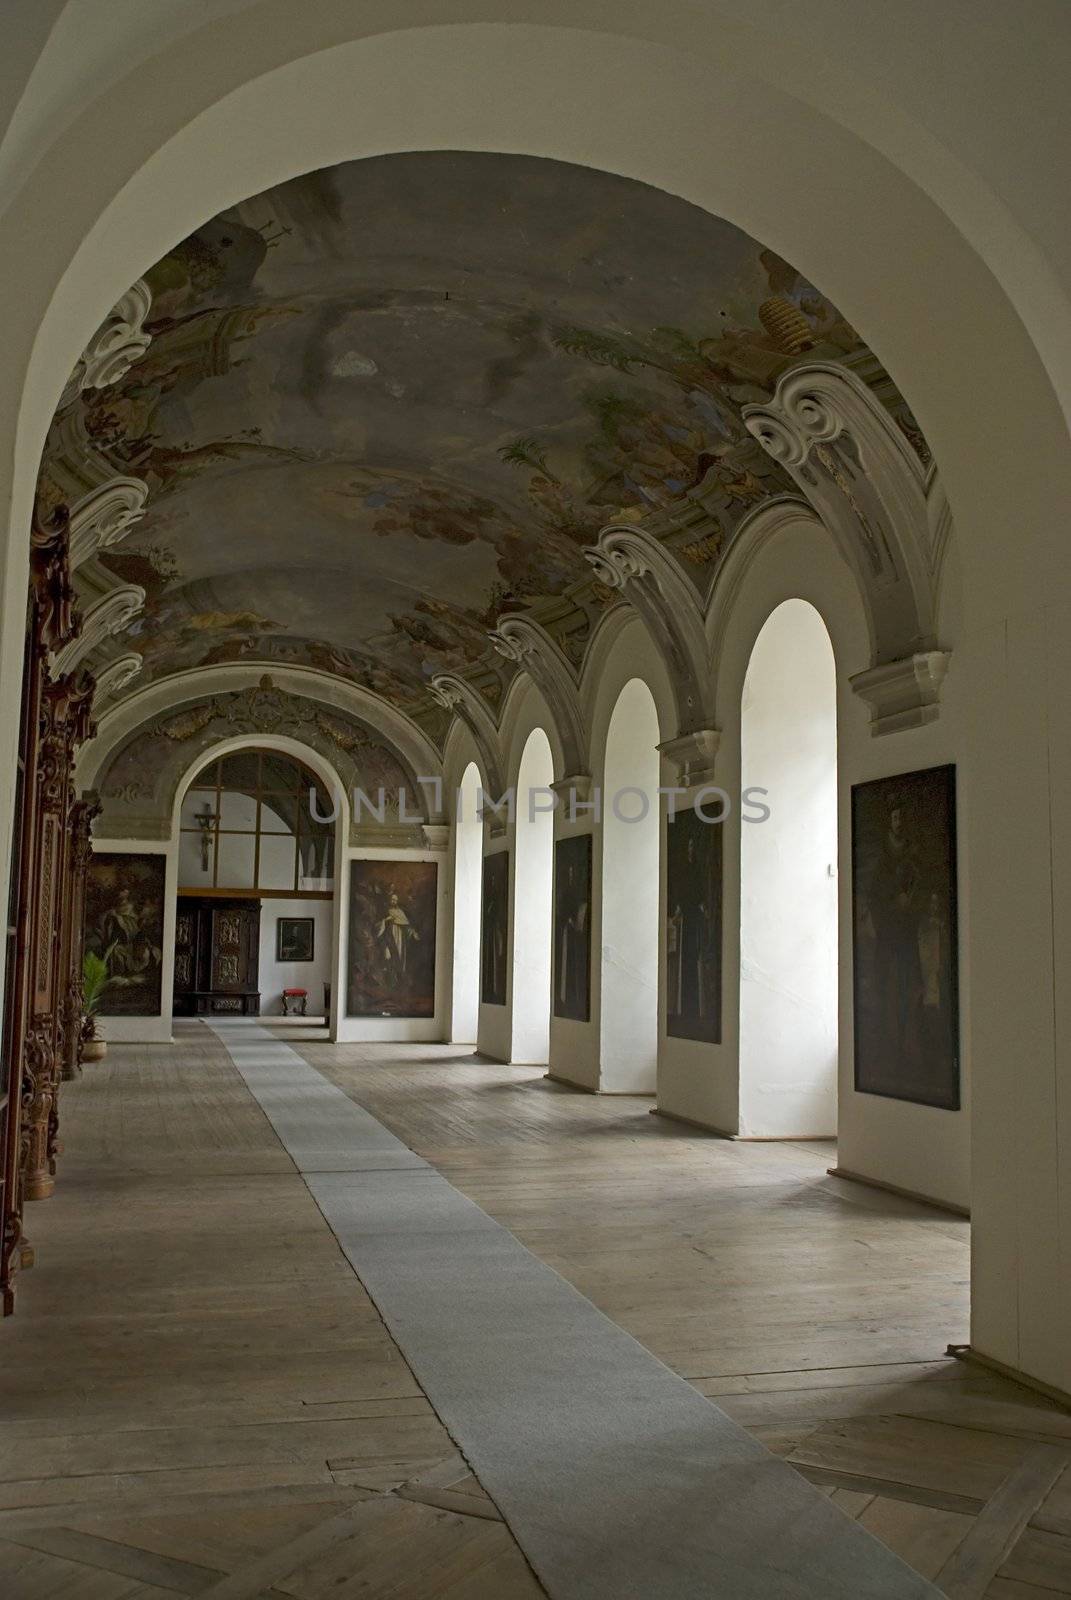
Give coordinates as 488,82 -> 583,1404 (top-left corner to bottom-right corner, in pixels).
63,152 -> 874,716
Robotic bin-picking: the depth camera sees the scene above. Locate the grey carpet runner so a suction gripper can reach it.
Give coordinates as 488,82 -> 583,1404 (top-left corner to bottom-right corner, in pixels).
210,1021 -> 939,1600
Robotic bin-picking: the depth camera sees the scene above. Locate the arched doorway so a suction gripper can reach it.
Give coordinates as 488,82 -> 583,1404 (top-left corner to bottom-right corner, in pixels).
738,599 -> 838,1138
600,678 -> 660,1092
510,726 -> 555,1064
450,760 -> 483,1045
173,743 -> 342,1024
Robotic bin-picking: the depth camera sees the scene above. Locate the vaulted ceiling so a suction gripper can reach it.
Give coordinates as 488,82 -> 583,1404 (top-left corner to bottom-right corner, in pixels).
43,151 -> 923,739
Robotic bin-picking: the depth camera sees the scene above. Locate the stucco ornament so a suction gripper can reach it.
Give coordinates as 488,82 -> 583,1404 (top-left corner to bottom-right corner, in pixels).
429,673 -> 507,824
60,282 -> 153,406
93,653 -> 143,705
489,617 -> 589,789
584,525 -> 719,781
51,585 -> 146,678
744,362 -> 950,733
68,477 -> 149,569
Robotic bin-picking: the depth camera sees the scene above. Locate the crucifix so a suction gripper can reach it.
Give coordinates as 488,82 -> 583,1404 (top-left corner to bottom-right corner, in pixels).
194,801 -> 217,873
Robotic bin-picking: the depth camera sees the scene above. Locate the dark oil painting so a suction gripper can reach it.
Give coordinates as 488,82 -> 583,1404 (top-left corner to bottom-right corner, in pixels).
84,852 -> 167,1015
553,833 -> 592,1022
347,860 -> 437,1018
481,851 -> 509,1007
276,916 -> 314,962
666,807 -> 722,1043
852,765 -> 959,1109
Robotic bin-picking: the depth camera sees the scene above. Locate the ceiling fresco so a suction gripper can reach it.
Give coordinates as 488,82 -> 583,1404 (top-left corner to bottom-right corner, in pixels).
44,152 -> 914,728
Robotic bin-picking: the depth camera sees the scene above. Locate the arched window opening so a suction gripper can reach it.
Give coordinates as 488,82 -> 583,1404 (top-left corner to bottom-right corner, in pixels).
450,761 -> 483,1045
739,600 -> 838,1137
178,749 -> 335,895
511,727 -> 555,1064
600,679 -> 660,1092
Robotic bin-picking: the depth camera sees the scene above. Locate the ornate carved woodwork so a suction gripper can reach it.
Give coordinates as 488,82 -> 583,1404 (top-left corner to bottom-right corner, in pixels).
1,629 -> 41,1314
2,515 -> 72,1301
60,793 -> 101,1083
25,672 -> 97,1195
1,507 -> 95,1311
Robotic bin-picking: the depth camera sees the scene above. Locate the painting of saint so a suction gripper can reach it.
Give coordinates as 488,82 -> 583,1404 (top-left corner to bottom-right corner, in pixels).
553,834 -> 591,1022
84,853 -> 167,1016
481,851 -> 509,1007
852,765 -> 959,1108
346,860 -> 437,1017
665,808 -> 722,1042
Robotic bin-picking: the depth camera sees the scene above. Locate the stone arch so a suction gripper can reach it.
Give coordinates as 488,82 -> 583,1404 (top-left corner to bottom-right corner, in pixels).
489,617 -> 589,791
583,610 -> 675,791
0,3 -> 1068,1389
90,679 -> 423,845
499,674 -> 567,795
82,663 -> 443,812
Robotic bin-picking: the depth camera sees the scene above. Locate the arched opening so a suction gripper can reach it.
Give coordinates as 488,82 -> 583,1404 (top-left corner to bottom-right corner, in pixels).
2,0 -> 1071,1402
510,726 -> 555,1064
599,678 -> 660,1092
171,744 -> 339,1021
450,760 -> 483,1045
739,599 -> 838,1138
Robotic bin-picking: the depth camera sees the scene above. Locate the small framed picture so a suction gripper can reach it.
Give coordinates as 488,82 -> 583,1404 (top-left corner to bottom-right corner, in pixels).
277,916 -> 314,962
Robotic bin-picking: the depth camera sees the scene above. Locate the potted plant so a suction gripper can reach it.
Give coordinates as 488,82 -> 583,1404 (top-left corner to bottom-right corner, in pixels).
81,946 -> 114,1062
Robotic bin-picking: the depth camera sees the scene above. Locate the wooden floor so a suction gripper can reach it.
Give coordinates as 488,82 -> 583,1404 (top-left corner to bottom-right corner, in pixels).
1,1023 -> 1069,1599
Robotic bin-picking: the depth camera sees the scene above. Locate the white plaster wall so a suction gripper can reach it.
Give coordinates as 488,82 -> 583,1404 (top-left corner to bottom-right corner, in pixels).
739,600 -> 838,1139
836,541 -> 970,1214
449,761 -> 482,1046
599,679 -> 660,1094
509,727 -> 555,1065
475,684 -> 559,1066
547,615 -> 676,1093
257,896 -> 333,1016
693,513 -> 970,1212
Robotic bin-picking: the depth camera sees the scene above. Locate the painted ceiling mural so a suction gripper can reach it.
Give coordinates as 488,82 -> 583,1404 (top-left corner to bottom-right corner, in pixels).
43,152 -> 922,735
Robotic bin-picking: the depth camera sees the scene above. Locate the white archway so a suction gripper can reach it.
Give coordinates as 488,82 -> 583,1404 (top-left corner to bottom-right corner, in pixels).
510,726 -> 555,1064
450,760 -> 483,1046
170,732 -> 350,1039
2,0 -> 1070,1391
738,601 -> 838,1138
599,679 -> 661,1093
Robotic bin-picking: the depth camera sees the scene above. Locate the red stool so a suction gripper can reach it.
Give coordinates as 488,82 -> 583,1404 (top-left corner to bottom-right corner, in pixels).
281,988 -> 308,1017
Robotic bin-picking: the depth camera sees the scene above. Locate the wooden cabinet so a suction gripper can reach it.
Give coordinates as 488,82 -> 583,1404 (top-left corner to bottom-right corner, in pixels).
173,898 -> 261,1016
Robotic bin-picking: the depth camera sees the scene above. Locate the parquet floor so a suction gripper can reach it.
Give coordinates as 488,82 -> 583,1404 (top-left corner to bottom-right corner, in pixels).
1,1022 -> 1068,1598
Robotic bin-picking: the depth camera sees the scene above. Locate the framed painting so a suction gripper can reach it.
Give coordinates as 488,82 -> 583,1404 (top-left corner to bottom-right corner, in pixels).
347,859 -> 437,1017
84,852 -> 167,1016
481,851 -> 509,1007
665,807 -> 722,1043
553,833 -> 592,1022
851,764 -> 960,1109
276,916 -> 314,962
